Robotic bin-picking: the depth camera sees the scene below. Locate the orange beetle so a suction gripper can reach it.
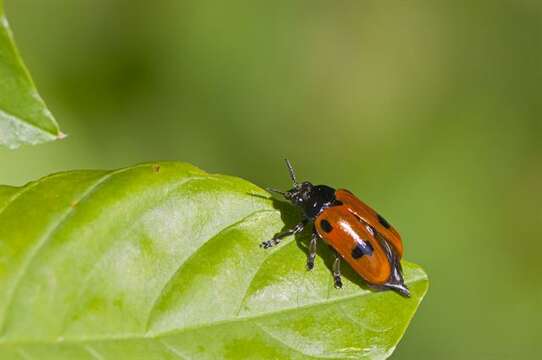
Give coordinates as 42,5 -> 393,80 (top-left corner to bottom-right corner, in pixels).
261,159 -> 409,297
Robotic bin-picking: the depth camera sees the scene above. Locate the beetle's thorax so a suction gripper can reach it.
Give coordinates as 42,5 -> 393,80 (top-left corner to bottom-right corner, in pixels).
285,181 -> 336,219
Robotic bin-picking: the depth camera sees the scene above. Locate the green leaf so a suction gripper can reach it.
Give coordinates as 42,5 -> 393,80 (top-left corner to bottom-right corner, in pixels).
0,0 -> 63,149
0,162 -> 428,359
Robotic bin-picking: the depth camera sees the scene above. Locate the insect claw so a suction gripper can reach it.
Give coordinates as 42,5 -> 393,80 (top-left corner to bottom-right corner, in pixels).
260,239 -> 278,249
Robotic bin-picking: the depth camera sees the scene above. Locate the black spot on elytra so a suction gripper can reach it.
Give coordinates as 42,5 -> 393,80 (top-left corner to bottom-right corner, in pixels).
351,242 -> 374,259
377,213 -> 391,229
320,219 -> 333,233
332,200 -> 343,206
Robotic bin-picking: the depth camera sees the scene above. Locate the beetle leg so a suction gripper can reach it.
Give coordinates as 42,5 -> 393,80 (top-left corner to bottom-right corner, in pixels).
260,219 -> 307,249
306,231 -> 319,270
332,255 -> 343,289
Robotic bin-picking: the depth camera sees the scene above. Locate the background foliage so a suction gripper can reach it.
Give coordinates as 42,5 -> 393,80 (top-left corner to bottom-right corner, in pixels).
0,0 -> 61,148
0,1 -> 540,358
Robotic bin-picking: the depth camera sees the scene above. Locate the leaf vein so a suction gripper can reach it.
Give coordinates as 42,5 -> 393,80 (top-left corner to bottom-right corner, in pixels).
157,271 -> 427,339
0,270 -> 426,348
340,304 -> 392,334
59,175 -> 209,335
84,345 -> 105,360
144,208 -> 276,332
159,340 -> 191,360
0,179 -> 41,218
0,271 -> 426,347
234,233 -> 298,317
0,164 -> 151,332
254,322 -> 340,359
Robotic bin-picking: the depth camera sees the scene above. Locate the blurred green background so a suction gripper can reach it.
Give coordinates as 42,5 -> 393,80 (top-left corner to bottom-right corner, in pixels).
1,0 -> 541,358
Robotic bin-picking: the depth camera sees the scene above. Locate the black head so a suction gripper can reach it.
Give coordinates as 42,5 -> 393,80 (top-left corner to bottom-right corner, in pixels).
268,159 -> 336,218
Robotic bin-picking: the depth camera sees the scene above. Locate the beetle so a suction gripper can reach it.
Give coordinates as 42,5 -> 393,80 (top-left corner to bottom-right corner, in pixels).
260,159 -> 409,297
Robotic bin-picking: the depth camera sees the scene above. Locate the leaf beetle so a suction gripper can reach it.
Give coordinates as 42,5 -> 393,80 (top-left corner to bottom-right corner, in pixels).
261,159 -> 409,297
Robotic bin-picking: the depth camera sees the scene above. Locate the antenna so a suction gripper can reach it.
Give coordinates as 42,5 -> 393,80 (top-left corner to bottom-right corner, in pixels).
284,158 -> 298,186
